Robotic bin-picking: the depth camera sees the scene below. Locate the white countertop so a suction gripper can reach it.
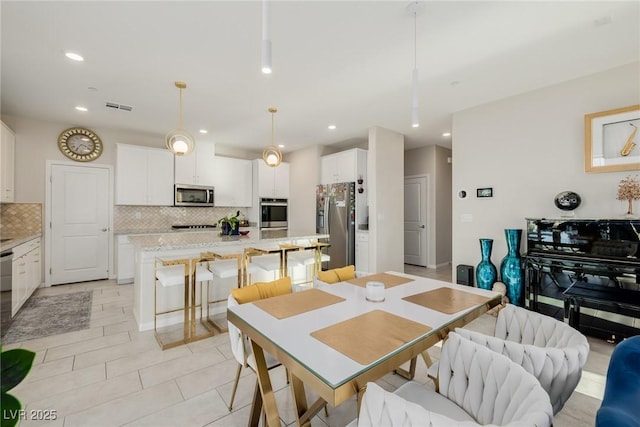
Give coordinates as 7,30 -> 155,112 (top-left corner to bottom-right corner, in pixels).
1,233 -> 42,253
128,229 -> 328,251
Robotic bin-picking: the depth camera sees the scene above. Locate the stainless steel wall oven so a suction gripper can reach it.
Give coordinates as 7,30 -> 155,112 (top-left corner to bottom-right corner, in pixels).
260,198 -> 288,229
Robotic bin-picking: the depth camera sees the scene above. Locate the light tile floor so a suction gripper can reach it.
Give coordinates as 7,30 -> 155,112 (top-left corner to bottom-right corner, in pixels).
4,265 -> 613,426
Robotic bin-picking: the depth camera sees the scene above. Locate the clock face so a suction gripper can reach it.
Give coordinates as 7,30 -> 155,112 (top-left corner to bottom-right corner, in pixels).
57,127 -> 103,162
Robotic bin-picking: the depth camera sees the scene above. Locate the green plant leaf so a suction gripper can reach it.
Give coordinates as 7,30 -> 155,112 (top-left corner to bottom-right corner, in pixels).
1,392 -> 21,427
1,349 -> 35,393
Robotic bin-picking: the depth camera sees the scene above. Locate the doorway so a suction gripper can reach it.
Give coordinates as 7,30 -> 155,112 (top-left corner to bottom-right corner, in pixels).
45,162 -> 113,286
404,175 -> 428,267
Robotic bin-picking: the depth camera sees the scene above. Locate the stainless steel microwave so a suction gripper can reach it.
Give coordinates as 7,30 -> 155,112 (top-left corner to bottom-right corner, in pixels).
174,184 -> 215,207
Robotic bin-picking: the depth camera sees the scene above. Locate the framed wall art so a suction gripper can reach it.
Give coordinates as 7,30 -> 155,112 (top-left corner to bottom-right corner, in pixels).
476,187 -> 493,198
584,104 -> 640,173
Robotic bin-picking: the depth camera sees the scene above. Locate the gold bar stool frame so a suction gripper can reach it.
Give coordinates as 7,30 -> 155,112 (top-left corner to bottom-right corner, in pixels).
153,257 -> 215,350
286,240 -> 331,285
244,245 -> 285,284
200,248 -> 255,332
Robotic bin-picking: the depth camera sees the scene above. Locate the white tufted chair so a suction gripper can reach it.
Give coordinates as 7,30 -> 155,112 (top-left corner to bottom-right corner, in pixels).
452,303 -> 589,414
353,332 -> 553,427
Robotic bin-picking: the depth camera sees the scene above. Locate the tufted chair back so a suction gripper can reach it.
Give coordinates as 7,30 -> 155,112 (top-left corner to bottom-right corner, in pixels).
354,332 -> 552,427
438,332 -> 552,426
456,303 -> 589,414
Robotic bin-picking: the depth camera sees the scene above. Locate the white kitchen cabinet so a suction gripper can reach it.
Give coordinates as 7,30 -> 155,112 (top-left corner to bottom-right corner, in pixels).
12,238 -> 41,316
355,231 -> 369,273
214,156 -> 252,207
174,140 -> 216,186
117,235 -> 135,284
116,143 -> 174,206
320,148 -> 368,185
321,149 -> 357,184
1,121 -> 15,203
255,160 -> 290,199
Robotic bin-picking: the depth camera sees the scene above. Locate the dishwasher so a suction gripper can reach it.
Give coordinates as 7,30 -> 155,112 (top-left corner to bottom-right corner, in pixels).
1,248 -> 13,337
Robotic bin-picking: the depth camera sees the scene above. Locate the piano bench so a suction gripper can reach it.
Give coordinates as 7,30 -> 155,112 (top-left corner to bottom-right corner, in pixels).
563,282 -> 640,333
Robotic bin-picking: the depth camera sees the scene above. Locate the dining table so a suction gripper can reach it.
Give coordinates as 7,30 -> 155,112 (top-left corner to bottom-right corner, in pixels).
227,271 -> 502,427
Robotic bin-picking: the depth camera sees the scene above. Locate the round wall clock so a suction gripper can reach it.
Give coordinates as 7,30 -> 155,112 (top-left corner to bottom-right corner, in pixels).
57,127 -> 103,162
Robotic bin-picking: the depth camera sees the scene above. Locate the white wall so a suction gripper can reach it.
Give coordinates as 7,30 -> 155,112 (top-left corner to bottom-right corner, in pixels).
288,145 -> 322,231
368,126 -> 404,273
452,62 -> 640,274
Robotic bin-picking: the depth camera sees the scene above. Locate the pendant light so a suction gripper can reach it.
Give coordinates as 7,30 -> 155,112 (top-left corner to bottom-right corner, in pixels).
262,107 -> 282,167
409,2 -> 422,128
166,81 -> 195,156
261,0 -> 272,74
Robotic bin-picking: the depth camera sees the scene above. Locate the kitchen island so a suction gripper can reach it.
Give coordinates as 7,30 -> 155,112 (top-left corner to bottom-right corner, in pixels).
128,229 -> 329,332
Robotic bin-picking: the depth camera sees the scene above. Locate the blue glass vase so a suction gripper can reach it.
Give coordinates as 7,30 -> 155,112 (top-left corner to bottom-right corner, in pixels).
500,229 -> 524,306
476,238 -> 497,290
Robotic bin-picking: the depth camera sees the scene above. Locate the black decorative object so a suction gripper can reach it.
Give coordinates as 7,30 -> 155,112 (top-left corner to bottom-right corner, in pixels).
554,191 -> 581,211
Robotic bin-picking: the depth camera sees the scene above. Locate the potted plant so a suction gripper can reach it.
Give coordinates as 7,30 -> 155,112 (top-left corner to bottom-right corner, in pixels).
1,345 -> 36,427
218,210 -> 241,235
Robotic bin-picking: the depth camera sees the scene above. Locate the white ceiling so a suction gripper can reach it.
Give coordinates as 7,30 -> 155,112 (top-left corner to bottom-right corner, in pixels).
2,1 -> 639,153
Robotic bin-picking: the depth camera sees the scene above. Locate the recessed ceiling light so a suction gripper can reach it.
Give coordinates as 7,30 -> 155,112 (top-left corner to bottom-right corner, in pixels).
75,106 -> 88,112
278,144 -> 285,148
65,52 -> 84,62
442,132 -> 451,137
199,129 -> 208,134
328,125 -> 336,130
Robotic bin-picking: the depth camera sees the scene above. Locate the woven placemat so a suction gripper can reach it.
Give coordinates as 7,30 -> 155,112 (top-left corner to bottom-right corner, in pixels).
310,310 -> 432,365
347,273 -> 414,289
402,287 -> 491,314
253,288 -> 345,319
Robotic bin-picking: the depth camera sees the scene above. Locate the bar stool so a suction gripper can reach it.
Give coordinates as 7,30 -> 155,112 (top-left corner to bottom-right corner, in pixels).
244,244 -> 288,284
154,257 -> 215,350
201,247 -> 261,332
287,239 -> 331,284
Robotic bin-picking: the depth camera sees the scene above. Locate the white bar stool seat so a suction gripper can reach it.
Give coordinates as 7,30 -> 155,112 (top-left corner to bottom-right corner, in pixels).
208,258 -> 261,282
156,264 -> 213,287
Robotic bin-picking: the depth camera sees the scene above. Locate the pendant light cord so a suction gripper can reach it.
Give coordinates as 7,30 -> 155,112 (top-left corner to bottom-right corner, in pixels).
178,88 -> 184,129
413,8 -> 418,68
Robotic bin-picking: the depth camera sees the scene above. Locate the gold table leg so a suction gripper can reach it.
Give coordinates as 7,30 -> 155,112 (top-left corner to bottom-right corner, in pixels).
250,340 -> 280,427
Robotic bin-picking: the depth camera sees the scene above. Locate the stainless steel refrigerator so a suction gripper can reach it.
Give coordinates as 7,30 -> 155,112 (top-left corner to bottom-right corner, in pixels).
316,182 -> 356,269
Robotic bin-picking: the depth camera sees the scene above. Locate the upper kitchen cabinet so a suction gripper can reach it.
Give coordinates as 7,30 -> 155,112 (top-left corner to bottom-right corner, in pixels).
1,121 -> 15,202
321,148 -> 367,185
174,140 -> 216,186
116,143 -> 174,206
255,160 -> 290,199
214,156 -> 252,207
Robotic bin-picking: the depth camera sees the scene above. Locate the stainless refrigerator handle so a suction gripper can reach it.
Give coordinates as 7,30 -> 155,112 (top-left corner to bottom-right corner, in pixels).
324,196 -> 330,234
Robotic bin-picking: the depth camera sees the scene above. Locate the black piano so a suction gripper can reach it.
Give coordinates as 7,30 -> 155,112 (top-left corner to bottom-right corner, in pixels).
525,218 -> 640,342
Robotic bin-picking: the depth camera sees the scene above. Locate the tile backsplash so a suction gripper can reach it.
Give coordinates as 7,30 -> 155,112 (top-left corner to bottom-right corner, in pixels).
0,203 -> 43,237
114,206 -> 249,232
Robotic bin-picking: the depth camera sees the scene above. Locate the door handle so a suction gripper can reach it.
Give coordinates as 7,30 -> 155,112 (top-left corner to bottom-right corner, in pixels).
420,225 -> 425,229
101,228 -> 108,232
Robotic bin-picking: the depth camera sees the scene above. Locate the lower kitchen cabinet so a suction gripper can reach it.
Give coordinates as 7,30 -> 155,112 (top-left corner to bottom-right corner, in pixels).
117,235 -> 135,284
12,238 -> 41,316
355,231 -> 369,273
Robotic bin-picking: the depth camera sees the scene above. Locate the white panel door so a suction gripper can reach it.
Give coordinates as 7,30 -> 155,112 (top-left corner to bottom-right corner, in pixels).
404,176 -> 427,266
51,164 -> 110,285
